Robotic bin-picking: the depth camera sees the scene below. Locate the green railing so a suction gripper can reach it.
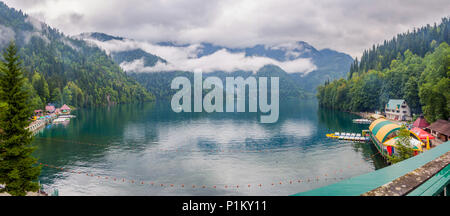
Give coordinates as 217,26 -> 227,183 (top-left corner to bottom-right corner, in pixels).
407,164 -> 449,196
292,141 -> 450,196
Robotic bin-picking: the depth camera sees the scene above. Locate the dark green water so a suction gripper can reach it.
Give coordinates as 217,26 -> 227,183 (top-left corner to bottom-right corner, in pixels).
32,99 -> 387,195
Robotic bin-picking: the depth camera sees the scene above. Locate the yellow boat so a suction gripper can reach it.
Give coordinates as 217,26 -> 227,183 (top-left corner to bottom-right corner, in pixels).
326,133 -> 339,139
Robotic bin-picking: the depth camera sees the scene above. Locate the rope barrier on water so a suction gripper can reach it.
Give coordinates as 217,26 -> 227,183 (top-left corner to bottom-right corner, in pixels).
37,158 -> 377,190
34,137 -> 383,190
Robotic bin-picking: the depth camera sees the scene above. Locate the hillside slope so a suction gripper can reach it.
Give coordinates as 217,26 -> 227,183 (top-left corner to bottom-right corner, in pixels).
0,2 -> 154,109
78,33 -> 353,99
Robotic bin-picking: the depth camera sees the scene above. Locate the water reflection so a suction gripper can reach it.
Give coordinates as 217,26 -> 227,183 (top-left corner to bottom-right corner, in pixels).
33,99 -> 387,195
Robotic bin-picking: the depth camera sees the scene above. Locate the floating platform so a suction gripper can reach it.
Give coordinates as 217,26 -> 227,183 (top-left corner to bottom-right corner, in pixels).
53,117 -> 70,124
326,132 -> 370,142
352,119 -> 372,124
59,115 -> 76,118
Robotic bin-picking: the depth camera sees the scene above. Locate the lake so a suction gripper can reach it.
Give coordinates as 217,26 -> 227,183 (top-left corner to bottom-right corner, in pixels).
32,99 -> 387,195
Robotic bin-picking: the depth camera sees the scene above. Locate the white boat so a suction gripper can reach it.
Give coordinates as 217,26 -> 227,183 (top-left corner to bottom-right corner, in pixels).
59,115 -> 76,118
53,118 -> 70,124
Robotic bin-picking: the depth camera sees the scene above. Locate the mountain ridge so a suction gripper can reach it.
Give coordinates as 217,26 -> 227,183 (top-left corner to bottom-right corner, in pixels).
0,2 -> 154,109
77,32 -> 353,99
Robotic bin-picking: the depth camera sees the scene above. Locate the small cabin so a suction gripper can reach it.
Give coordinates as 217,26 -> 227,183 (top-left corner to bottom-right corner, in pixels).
426,120 -> 450,142
385,99 -> 411,121
34,109 -> 43,116
413,116 -> 430,129
45,105 -> 56,114
60,104 -> 71,113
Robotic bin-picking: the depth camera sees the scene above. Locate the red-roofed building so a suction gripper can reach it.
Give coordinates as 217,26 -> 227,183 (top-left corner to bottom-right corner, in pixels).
411,127 -> 434,141
45,105 -> 55,114
34,109 -> 43,116
60,104 -> 71,113
413,116 -> 430,129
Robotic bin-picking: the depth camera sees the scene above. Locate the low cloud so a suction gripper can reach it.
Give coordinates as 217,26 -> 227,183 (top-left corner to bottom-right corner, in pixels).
25,16 -> 43,31
4,0 -> 450,57
23,31 -> 50,44
22,16 -> 50,44
83,37 -> 317,74
0,25 -> 15,47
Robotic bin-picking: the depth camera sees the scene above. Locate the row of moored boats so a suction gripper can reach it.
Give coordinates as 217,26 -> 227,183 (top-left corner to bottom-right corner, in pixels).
352,119 -> 372,124
326,132 -> 370,141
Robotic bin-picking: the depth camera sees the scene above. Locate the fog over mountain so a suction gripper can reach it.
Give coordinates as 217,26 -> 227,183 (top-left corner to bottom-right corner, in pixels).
75,32 -> 353,99
78,32 -> 319,75
4,0 -> 450,57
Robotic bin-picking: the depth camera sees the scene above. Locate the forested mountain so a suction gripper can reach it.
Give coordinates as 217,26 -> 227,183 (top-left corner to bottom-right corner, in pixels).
78,33 -> 353,100
0,2 -> 154,110
349,17 -> 450,78
78,32 -> 167,67
317,17 -> 450,123
130,65 -> 309,100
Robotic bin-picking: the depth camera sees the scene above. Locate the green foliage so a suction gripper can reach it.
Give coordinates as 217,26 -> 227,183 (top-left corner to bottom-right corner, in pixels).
22,78 -> 44,109
31,71 -> 49,104
0,2 -> 154,109
130,65 -> 312,100
112,49 -> 166,67
65,81 -> 84,107
387,126 -> 415,164
62,85 -> 72,105
50,87 -> 62,106
403,76 -> 420,114
419,43 -> 450,122
0,42 -> 41,196
318,17 -> 449,122
349,17 -> 450,77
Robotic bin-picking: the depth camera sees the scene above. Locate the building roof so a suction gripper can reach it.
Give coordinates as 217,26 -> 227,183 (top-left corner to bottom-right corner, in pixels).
413,116 -> 430,128
370,114 -> 384,120
293,141 -> 450,196
386,99 -> 405,110
411,127 -> 435,140
60,104 -> 71,110
45,105 -> 55,112
369,119 -> 401,143
427,120 -> 450,136
383,136 -> 423,151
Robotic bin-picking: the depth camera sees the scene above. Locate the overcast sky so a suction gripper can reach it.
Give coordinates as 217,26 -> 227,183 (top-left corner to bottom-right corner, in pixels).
3,0 -> 450,57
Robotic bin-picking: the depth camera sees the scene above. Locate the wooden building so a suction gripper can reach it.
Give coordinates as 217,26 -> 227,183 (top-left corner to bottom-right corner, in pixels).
426,119 -> 450,142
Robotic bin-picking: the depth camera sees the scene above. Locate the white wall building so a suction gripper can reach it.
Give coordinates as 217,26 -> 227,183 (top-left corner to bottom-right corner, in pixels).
385,99 -> 412,121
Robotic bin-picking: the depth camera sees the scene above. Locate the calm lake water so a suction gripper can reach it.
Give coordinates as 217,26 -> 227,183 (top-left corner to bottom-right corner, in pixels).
32,99 -> 387,195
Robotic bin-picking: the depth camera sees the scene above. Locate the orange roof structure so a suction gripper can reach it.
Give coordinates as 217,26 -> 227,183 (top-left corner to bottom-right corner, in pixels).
411,127 -> 435,140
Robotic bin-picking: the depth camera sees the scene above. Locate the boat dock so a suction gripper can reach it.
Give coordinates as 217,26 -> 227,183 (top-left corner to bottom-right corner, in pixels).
352,119 -> 372,124
26,114 -> 76,135
25,119 -> 46,134
293,141 -> 450,196
326,132 -> 370,142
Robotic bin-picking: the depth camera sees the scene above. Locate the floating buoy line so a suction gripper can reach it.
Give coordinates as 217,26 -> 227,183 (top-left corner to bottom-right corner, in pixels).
36,150 -> 381,191
34,137 -> 382,192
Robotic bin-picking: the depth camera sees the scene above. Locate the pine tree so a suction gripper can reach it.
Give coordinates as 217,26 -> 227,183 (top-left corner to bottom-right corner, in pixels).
0,42 -> 41,196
